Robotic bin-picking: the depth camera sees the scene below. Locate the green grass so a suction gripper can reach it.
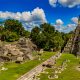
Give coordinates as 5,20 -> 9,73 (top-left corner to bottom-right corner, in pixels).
0,51 -> 56,80
39,53 -> 80,80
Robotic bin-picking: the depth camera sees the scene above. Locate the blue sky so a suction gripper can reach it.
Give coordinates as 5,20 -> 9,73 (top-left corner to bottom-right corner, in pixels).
0,0 -> 80,32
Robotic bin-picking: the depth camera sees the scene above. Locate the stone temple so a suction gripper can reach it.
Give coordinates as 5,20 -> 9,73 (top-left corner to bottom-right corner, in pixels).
63,16 -> 80,56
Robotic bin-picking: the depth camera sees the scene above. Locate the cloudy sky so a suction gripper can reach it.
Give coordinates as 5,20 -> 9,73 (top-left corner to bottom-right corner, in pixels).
0,0 -> 80,32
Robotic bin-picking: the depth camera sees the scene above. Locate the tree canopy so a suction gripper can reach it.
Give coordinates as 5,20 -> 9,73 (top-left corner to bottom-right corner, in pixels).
0,19 -> 72,51
30,23 -> 66,51
0,19 -> 30,42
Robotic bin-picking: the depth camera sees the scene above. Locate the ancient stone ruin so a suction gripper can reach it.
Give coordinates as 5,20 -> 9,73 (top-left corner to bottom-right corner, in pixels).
63,16 -> 80,56
0,37 -> 37,62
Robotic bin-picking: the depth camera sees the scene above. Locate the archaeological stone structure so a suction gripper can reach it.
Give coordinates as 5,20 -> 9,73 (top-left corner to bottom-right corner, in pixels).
63,16 -> 80,56
0,37 -> 37,62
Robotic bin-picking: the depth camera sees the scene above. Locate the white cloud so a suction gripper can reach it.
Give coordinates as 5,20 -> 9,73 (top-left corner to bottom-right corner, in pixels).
56,19 -> 63,26
71,17 -> 78,24
55,24 -> 76,33
54,19 -> 64,32
54,18 -> 77,33
0,7 -> 47,30
59,0 -> 80,8
67,24 -> 75,28
66,24 -> 76,32
49,0 -> 80,8
49,0 -> 57,7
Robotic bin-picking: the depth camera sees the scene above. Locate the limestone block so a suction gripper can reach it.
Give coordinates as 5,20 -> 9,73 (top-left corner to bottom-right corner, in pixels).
17,57 -> 24,62
39,49 -> 44,53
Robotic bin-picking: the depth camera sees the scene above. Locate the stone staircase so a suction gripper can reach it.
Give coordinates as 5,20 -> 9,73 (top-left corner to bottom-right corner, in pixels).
63,16 -> 80,56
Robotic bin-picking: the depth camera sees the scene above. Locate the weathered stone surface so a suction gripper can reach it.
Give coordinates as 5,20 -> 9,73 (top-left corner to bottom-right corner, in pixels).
39,49 -> 44,54
63,16 -> 80,56
17,57 -> 24,62
17,37 -> 37,60
1,67 -> 8,71
0,37 -> 37,62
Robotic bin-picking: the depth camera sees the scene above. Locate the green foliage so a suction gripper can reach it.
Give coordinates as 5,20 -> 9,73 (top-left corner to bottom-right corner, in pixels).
4,19 -> 25,36
0,52 -> 56,80
39,53 -> 80,80
40,23 -> 55,34
22,31 -> 30,38
0,30 -> 10,41
0,19 -> 73,48
0,26 -> 4,32
53,35 -> 64,50
0,30 -> 19,42
36,33 -> 46,48
31,23 -> 65,51
0,19 -> 30,42
6,32 -> 19,42
30,26 -> 40,42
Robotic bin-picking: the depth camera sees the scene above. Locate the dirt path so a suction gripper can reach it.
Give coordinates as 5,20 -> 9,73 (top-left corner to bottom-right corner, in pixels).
17,52 -> 62,80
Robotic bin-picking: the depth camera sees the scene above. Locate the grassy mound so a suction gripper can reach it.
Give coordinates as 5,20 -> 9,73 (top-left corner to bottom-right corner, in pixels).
39,53 -> 80,80
0,52 -> 56,80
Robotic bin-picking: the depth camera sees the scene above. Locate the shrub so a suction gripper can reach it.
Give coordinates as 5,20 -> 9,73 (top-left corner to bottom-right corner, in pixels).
6,32 -> 19,42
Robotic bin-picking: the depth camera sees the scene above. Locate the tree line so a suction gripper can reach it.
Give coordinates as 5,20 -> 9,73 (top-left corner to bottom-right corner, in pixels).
30,23 -> 73,51
0,19 -> 30,42
0,19 -> 73,51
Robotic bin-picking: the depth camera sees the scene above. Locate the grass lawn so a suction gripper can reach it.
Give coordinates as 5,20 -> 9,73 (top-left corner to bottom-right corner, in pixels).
0,51 -> 56,80
39,53 -> 80,80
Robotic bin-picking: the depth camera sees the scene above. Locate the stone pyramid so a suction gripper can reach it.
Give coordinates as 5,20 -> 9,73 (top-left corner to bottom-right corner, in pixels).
63,16 -> 80,56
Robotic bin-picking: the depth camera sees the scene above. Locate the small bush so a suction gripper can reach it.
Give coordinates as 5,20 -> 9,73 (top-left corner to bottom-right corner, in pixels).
6,32 -> 19,42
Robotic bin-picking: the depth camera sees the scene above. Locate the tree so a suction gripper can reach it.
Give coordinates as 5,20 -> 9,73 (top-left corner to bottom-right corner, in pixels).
31,23 -> 58,50
22,31 -> 30,38
53,36 -> 64,51
30,26 -> 40,42
0,26 -> 4,32
0,30 -> 19,42
36,33 -> 46,48
0,19 -> 31,42
6,32 -> 19,42
40,23 -> 55,34
30,23 -> 66,51
0,30 -> 10,41
4,19 -> 25,36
